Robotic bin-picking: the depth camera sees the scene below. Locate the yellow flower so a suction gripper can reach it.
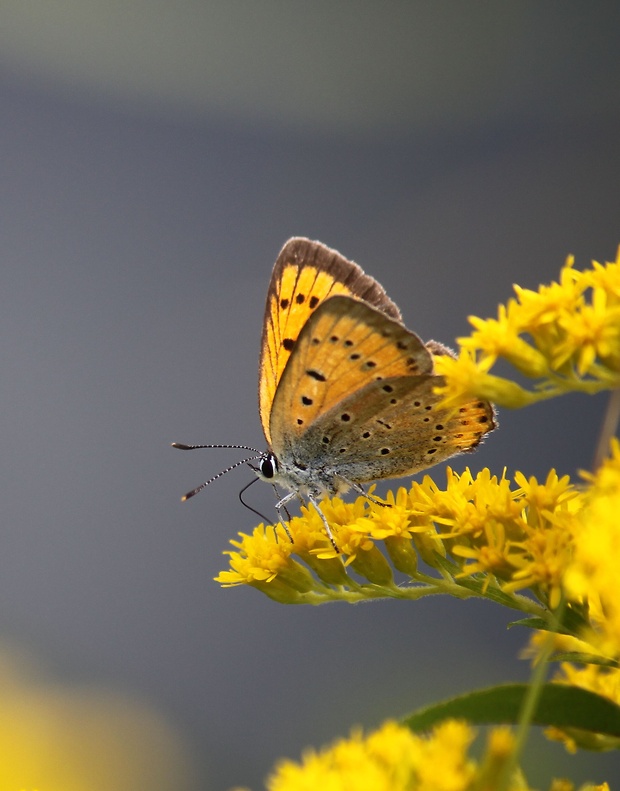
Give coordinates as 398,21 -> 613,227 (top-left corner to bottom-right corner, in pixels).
216,464 -> 587,626
434,350 -> 533,409
580,436 -> 620,490
215,524 -> 294,586
451,521 -> 512,585
554,289 -> 620,374
436,249 -> 620,408
353,486 -> 432,541
304,496 -> 375,561
419,467 -> 523,541
513,469 -> 577,518
586,250 -> 620,304
563,442 -> 620,658
214,524 -> 325,603
461,304 -> 550,377
511,254 -> 582,329
267,720 -> 481,791
503,519 -> 574,610
263,719 -> 562,791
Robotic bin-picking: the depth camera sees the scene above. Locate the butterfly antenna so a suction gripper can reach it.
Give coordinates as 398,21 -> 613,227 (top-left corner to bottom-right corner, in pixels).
173,442 -> 292,541
172,442 -> 262,453
173,451 -> 264,501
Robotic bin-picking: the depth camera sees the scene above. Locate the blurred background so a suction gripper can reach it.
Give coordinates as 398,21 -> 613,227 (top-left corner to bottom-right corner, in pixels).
1,2 -> 619,788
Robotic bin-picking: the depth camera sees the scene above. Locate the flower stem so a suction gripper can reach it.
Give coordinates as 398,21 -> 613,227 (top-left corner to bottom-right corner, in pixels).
496,600 -> 564,791
593,387 -> 620,470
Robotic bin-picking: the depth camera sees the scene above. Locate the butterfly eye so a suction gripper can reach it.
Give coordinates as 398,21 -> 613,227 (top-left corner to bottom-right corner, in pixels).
258,453 -> 278,480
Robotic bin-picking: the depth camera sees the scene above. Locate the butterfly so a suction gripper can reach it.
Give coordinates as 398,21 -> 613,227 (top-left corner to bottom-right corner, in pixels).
174,238 -> 496,551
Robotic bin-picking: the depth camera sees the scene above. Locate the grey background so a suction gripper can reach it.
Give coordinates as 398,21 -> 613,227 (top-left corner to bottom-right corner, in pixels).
1,2 -> 619,788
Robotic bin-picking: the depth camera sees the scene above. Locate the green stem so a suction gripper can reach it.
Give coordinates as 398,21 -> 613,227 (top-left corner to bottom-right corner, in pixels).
593,387 -> 620,470
491,371 -> 620,409
496,599 -> 565,791
298,578 -> 551,622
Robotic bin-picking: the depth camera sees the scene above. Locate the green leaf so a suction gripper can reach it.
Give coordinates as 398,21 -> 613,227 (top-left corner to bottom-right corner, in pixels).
549,652 -> 620,669
403,683 -> 620,742
508,617 -> 549,631
509,606 -> 590,636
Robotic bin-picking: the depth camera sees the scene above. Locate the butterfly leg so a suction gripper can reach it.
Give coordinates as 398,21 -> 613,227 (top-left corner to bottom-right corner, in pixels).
273,491 -> 340,553
273,490 -> 296,543
350,482 -> 391,509
307,495 -> 339,553
272,485 -> 293,522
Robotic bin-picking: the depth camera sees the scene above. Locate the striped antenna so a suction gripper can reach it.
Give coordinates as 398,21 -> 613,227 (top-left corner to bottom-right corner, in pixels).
172,442 -> 264,501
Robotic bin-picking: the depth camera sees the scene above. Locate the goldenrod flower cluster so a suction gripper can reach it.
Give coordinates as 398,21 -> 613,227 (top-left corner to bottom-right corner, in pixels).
217,442 -> 620,671
519,441 -> 620,756
263,718 -> 605,791
215,465 -> 563,619
434,249 -> 620,408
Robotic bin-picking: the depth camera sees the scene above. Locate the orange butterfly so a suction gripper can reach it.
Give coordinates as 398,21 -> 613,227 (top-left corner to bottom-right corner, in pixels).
174,238 -> 496,550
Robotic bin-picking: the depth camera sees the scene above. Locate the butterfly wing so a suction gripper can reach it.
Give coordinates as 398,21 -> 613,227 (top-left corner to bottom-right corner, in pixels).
300,375 -> 494,483
259,238 -> 401,446
268,295 -> 432,451
269,295 -> 494,486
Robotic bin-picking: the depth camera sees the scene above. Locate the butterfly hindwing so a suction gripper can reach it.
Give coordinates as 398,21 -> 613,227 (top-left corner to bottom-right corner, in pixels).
259,238 -> 401,445
298,375 -> 495,482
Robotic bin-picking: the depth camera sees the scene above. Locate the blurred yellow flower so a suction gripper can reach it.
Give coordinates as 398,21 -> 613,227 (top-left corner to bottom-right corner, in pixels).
563,439 -> 620,659
0,647 -> 194,791
267,720 -> 495,791
257,716 -> 608,791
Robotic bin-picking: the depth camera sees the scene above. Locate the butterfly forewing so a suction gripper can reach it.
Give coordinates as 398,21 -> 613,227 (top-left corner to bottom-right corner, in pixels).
268,297 -> 434,453
259,238 -> 401,445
